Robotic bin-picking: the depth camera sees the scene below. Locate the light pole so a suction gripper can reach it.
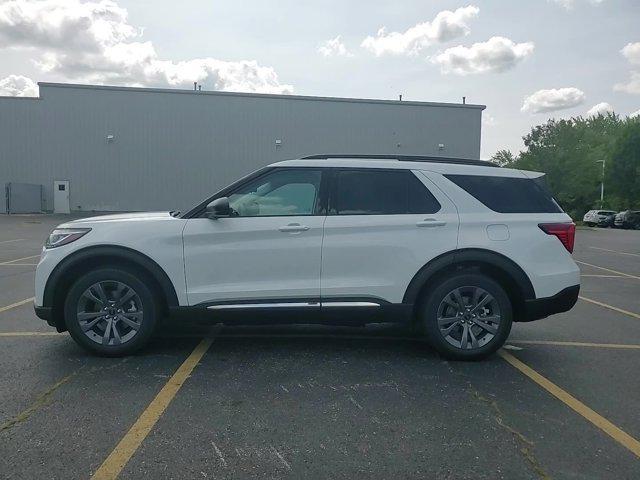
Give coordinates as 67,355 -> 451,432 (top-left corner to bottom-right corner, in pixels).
595,160 -> 605,208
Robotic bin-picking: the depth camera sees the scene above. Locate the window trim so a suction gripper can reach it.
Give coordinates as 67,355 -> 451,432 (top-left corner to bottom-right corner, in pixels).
327,167 -> 441,216
188,167 -> 329,219
444,173 -> 563,214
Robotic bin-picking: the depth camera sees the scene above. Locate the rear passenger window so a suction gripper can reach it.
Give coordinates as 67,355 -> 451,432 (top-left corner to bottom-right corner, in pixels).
331,170 -> 440,215
445,174 -> 562,213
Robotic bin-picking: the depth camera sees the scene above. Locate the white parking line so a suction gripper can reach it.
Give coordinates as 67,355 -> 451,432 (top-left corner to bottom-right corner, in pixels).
579,296 -> 640,320
589,246 -> 640,258
0,255 -> 40,266
0,238 -> 25,245
575,261 -> 640,280
0,297 -> 35,314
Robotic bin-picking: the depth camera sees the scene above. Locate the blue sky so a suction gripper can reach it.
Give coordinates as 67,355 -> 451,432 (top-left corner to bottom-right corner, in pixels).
1,0 -> 639,157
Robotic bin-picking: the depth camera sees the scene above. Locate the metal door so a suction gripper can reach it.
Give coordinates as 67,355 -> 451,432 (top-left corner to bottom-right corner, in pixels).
53,180 -> 70,214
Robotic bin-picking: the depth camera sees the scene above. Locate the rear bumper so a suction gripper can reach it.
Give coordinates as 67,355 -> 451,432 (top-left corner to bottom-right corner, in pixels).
520,285 -> 580,322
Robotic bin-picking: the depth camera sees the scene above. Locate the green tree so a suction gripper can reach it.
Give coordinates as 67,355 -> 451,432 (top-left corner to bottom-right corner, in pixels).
490,113 -> 640,219
490,149 -> 517,167
608,119 -> 640,208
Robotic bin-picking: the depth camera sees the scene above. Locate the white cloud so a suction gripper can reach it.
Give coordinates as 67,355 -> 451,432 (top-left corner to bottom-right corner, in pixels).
586,102 -> 613,116
613,42 -> 640,95
629,109 -> 640,118
0,74 -> 38,96
621,42 -> 640,65
614,71 -> 640,95
549,0 -> 605,10
361,5 -> 479,56
0,0 -> 292,94
521,87 -> 586,113
482,114 -> 497,127
432,36 -> 534,75
318,35 -> 352,57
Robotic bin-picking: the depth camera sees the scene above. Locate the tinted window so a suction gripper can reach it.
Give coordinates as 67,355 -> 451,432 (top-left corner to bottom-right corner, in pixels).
228,169 -> 321,216
445,174 -> 562,214
332,170 -> 440,215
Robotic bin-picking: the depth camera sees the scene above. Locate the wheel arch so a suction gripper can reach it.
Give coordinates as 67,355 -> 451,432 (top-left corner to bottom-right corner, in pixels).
403,248 -> 535,322
43,245 -> 179,331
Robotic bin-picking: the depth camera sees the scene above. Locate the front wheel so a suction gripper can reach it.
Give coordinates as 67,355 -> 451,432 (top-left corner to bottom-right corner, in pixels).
64,268 -> 158,356
419,273 -> 513,361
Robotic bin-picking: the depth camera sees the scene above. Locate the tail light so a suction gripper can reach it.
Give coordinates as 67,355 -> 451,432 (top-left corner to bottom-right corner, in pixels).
538,223 -> 576,253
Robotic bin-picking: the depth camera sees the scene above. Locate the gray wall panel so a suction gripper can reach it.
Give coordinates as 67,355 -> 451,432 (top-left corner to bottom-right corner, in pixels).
0,83 -> 483,212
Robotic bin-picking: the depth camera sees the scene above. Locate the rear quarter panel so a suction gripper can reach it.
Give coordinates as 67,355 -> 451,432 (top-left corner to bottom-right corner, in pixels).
422,169 -> 580,299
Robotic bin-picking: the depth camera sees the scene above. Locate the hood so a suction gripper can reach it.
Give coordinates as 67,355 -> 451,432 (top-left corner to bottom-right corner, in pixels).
64,211 -> 172,225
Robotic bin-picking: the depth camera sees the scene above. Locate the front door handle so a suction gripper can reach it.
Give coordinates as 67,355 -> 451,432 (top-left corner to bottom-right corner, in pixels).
279,223 -> 310,233
416,218 -> 446,227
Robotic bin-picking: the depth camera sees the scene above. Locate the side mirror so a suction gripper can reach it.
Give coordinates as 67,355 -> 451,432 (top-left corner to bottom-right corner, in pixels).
205,197 -> 231,219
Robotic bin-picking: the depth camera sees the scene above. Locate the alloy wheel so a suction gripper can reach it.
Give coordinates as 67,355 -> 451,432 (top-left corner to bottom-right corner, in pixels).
436,286 -> 502,350
76,280 -> 144,346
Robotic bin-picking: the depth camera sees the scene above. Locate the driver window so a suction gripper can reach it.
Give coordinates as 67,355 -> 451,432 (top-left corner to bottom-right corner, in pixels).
228,169 -> 322,217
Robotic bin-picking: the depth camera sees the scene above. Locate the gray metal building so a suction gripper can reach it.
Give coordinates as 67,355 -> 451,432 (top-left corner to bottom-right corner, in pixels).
0,83 -> 485,213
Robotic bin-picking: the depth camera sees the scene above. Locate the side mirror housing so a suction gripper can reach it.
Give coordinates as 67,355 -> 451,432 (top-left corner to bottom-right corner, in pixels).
205,197 -> 231,219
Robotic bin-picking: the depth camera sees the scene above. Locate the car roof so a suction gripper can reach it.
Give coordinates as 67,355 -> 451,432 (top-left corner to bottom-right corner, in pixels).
270,156 -> 541,178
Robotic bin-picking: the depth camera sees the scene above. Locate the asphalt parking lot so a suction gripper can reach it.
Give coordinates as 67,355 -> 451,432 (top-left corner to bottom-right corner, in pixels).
1,214 -> 639,479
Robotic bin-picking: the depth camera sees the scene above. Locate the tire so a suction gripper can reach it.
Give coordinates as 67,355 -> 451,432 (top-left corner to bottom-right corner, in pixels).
419,272 -> 513,361
64,267 -> 159,356
586,222 -> 595,227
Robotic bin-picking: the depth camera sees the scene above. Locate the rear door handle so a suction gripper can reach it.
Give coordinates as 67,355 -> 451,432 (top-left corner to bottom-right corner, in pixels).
416,218 -> 446,228
279,223 -> 310,233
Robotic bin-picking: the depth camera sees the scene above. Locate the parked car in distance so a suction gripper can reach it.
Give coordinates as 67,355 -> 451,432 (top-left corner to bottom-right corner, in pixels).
583,210 -> 617,227
614,210 -> 640,229
34,154 -> 580,361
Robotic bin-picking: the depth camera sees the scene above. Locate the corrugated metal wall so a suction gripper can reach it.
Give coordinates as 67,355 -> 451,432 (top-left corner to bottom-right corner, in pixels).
0,83 -> 484,212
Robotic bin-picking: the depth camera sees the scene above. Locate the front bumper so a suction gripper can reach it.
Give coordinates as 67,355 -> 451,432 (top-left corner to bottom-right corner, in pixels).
34,305 -> 52,320
34,305 -> 59,330
521,285 -> 580,322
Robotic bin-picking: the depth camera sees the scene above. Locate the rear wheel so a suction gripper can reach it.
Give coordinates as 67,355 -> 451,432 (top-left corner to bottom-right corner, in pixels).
64,268 -> 158,356
419,272 -> 513,361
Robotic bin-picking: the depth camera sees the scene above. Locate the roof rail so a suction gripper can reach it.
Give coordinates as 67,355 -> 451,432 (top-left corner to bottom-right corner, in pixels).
301,154 -> 498,167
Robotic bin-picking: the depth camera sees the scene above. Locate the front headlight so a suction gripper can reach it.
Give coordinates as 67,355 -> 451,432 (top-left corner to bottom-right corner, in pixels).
44,228 -> 91,249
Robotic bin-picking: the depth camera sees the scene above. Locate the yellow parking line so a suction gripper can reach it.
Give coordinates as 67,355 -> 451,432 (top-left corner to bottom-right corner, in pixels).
580,274 -> 623,278
0,371 -> 78,432
0,297 -> 34,314
589,246 -> 640,258
91,338 -> 213,480
0,254 -> 40,266
499,350 -> 640,458
579,296 -> 640,320
575,261 -> 640,280
0,331 -> 59,337
510,340 -> 640,349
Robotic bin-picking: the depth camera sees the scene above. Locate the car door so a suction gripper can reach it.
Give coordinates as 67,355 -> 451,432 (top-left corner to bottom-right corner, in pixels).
321,168 -> 459,304
182,167 -> 327,306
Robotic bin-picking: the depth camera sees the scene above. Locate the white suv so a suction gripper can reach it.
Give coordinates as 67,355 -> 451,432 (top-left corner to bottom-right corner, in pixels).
34,155 -> 580,360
